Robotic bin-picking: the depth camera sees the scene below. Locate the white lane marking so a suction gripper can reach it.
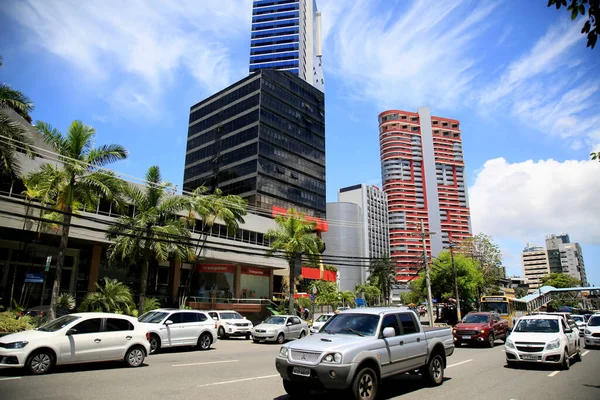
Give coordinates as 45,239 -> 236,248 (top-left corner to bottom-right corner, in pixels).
172,359 -> 239,367
548,371 -> 560,377
197,374 -> 280,388
446,359 -> 473,368
582,350 -> 590,357
0,377 -> 22,381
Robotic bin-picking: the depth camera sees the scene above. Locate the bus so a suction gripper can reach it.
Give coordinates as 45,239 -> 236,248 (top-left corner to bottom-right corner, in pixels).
480,295 -> 528,328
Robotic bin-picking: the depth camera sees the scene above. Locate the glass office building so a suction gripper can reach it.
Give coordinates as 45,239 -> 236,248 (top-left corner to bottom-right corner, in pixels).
250,0 -> 324,92
183,70 -> 326,218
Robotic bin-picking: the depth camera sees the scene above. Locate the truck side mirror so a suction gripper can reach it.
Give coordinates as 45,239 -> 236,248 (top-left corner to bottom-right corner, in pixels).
383,327 -> 395,338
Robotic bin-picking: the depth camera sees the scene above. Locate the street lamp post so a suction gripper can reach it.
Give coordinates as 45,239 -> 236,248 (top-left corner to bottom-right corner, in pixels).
449,243 -> 461,321
312,286 -> 317,321
420,221 -> 435,327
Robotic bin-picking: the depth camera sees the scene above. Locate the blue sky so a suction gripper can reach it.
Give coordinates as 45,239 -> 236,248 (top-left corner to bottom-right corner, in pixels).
1,0 -> 599,285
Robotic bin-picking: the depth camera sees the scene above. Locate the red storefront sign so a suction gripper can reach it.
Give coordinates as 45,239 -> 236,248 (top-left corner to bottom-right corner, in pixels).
323,270 -> 337,282
197,264 -> 235,274
301,266 -> 320,280
241,267 -> 269,277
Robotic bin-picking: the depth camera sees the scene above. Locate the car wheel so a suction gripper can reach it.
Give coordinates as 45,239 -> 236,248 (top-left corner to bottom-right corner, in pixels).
351,366 -> 378,400
253,339 -> 260,343
574,348 -> 582,362
562,349 -> 570,370
149,334 -> 160,354
299,330 -> 306,339
283,379 -> 309,398
198,332 -> 212,350
422,354 -> 444,386
487,333 -> 495,348
26,350 -> 54,375
246,333 -> 251,340
277,333 -> 285,344
125,346 -> 146,368
218,326 -> 228,339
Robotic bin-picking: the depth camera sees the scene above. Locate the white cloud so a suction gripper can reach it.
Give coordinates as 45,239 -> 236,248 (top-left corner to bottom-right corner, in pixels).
478,20 -> 600,150
3,0 -> 251,117
470,158 -> 600,246
322,0 -> 498,109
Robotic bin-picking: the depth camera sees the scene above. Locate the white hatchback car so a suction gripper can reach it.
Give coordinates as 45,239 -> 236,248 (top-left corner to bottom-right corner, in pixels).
583,314 -> 600,348
208,310 -> 253,339
0,312 -> 150,375
138,309 -> 218,354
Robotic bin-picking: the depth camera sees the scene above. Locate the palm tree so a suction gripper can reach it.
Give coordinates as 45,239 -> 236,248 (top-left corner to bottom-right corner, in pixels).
106,165 -> 193,315
266,209 -> 323,315
180,186 -> 247,305
26,120 -> 128,319
78,278 -> 135,315
0,65 -> 35,178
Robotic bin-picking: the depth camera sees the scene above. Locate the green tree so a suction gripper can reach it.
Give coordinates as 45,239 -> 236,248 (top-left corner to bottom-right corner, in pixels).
401,281 -> 424,305
355,283 -> 380,306
339,290 -> 356,308
106,166 -> 193,315
414,251 -> 483,311
78,278 -> 135,315
27,120 -> 127,319
514,286 -> 529,299
0,69 -> 35,179
541,272 -> 581,288
548,0 -> 598,49
368,256 -> 396,305
592,151 -> 599,161
266,209 -> 323,315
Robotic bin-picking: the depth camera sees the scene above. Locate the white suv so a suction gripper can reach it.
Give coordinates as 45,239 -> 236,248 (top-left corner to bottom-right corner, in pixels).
505,314 -> 581,370
0,312 -> 150,374
208,310 -> 253,339
138,309 -> 217,354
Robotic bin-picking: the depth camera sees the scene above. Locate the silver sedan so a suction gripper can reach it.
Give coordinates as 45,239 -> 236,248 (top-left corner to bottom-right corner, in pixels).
251,315 -> 309,344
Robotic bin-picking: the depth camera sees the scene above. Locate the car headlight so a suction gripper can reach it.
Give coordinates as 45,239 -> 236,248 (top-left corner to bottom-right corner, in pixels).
3,341 -> 28,349
584,329 -> 592,335
322,352 -> 342,364
225,321 -> 233,325
480,329 -> 486,333
546,338 -> 561,351
505,339 -> 515,349
279,347 -> 289,357
452,329 -> 456,333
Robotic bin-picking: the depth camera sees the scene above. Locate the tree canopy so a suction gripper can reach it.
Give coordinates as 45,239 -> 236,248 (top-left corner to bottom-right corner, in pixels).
456,233 -> 504,297
548,0 -> 599,49
541,272 -> 582,288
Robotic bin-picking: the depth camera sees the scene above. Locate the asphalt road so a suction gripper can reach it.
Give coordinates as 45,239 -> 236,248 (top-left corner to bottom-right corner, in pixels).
0,337 -> 598,400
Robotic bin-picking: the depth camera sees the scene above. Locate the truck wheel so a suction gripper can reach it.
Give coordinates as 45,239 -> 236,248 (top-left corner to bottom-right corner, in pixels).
423,354 -> 444,386
351,367 -> 378,400
283,380 -> 309,398
562,349 -> 570,370
487,333 -> 495,348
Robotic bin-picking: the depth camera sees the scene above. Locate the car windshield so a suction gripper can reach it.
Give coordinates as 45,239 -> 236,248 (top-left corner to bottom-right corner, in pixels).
572,315 -> 584,322
462,314 -> 490,323
37,315 -> 80,332
321,314 -> 379,336
316,314 -> 332,322
588,316 -> 600,327
514,318 -> 559,333
220,312 -> 243,320
481,302 -> 508,315
264,316 -> 286,325
138,311 -> 169,323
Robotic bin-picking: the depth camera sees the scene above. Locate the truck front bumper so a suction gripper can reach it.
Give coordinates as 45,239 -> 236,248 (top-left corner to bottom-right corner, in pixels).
275,356 -> 354,390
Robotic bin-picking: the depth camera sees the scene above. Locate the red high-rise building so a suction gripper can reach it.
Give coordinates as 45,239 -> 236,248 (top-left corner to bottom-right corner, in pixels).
379,106 -> 472,283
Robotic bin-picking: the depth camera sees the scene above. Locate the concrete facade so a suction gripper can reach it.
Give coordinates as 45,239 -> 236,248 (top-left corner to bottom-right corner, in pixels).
521,244 -> 550,292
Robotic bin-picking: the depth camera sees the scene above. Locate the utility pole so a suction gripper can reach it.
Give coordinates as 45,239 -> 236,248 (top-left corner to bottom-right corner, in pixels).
449,243 -> 461,321
412,219 -> 435,327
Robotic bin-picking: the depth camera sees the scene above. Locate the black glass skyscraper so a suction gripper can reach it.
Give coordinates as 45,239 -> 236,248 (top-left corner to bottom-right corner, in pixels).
183,70 -> 325,218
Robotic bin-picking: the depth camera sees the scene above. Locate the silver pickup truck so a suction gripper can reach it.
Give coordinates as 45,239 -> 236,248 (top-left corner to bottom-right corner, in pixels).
275,307 -> 454,400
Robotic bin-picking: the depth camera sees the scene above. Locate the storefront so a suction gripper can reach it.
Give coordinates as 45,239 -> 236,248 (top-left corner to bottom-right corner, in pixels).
190,264 -> 236,301
240,266 -> 269,300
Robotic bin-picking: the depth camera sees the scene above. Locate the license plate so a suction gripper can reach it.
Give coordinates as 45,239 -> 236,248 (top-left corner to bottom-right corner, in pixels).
462,335 -> 471,339
521,354 -> 537,361
292,366 -> 311,377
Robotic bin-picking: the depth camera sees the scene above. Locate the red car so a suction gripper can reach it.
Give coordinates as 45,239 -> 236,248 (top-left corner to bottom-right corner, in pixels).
453,312 -> 509,347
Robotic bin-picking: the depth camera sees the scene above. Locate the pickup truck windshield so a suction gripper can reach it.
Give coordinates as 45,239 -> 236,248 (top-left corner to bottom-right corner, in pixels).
462,314 -> 490,323
514,319 -> 559,333
322,314 -> 379,336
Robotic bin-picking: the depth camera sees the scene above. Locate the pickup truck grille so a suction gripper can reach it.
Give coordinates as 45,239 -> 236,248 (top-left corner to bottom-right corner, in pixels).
455,330 -> 478,335
290,350 -> 321,363
515,342 -> 545,353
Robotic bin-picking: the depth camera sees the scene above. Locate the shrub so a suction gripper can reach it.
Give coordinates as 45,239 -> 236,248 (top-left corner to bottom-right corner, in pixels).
143,298 -> 161,314
0,311 -> 34,333
57,293 -> 76,311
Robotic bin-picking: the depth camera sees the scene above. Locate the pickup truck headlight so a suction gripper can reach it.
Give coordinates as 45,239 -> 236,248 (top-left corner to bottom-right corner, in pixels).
3,341 -> 28,349
279,347 -> 289,357
505,339 -> 515,349
584,329 -> 592,335
545,338 -> 561,351
322,352 -> 342,364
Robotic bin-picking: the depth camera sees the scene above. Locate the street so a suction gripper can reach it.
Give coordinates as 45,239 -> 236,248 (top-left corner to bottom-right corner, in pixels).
0,336 -> 598,400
